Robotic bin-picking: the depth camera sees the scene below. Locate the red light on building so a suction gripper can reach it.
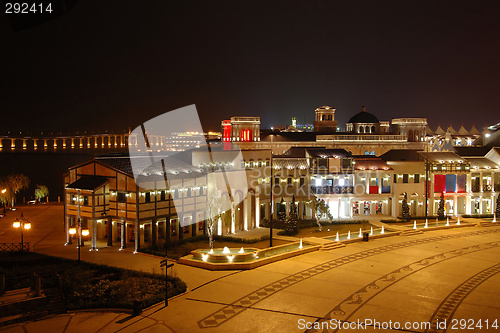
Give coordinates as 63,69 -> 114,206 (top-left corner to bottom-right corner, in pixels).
240,129 -> 252,142
222,120 -> 231,142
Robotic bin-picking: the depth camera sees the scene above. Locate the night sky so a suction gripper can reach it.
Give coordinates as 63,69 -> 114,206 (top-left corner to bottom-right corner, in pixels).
2,0 -> 500,134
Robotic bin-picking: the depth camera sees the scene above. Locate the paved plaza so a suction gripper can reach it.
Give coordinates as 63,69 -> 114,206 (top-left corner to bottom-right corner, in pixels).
1,204 -> 500,332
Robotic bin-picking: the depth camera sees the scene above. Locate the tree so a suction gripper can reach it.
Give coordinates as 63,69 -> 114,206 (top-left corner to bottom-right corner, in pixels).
285,195 -> 299,236
277,197 -> 286,228
35,185 -> 49,203
205,185 -> 232,250
401,192 -> 411,221
308,197 -> 333,232
437,192 -> 445,220
6,174 -> 30,208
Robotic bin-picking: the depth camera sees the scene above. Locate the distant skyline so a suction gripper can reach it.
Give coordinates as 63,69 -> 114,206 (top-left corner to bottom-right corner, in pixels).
2,1 -> 500,133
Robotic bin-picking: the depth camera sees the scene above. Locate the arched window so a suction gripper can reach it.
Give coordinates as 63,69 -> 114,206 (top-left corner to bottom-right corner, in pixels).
370,150 -> 376,155
359,126 -> 364,133
366,126 -> 370,133
364,151 -> 370,155
328,115 -> 332,120
322,115 -> 326,121
371,126 -> 376,133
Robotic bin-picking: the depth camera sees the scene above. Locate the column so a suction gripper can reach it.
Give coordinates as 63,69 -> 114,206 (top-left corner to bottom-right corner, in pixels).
243,197 -> 248,230
0,138 -> 3,150
114,136 -> 118,147
10,139 -> 15,150
453,195 -> 458,217
91,219 -> 97,250
134,220 -> 140,252
62,138 -> 66,149
22,139 -> 27,150
120,220 -> 126,249
71,138 -> 75,148
465,196 -> 471,215
66,216 -> 71,244
377,171 -> 382,194
33,139 -> 37,150
107,218 -> 113,246
53,139 -> 57,149
152,219 -> 157,249
79,138 -> 83,148
44,139 -> 48,149
87,137 -> 91,148
255,196 -> 260,228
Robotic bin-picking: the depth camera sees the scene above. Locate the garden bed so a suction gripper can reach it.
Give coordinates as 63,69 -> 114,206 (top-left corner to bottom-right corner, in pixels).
0,252 -> 186,310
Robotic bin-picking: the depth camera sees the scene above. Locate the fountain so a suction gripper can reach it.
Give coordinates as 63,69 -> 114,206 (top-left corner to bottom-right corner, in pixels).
424,219 -> 428,228
335,232 -> 339,242
222,246 -> 230,254
446,218 -> 449,226
238,247 -> 244,254
227,255 -> 234,262
202,253 -> 209,261
358,228 -> 363,238
370,227 -> 373,236
457,216 -> 460,225
208,248 -> 214,254
381,226 -> 385,234
413,221 -> 417,230
347,231 -> 351,239
299,238 -> 303,249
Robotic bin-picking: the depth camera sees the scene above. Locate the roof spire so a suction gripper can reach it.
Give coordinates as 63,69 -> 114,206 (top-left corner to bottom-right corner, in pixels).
361,106 -> 366,112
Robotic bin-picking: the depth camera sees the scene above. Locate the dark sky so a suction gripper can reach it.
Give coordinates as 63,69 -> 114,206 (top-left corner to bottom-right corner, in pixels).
1,0 -> 500,134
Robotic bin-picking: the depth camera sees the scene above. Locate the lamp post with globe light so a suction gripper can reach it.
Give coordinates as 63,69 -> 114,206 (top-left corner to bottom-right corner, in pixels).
13,213 -> 31,251
68,192 -> 89,263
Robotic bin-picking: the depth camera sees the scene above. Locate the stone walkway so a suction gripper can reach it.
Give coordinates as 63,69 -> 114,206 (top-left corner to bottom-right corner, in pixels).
2,205 -> 500,332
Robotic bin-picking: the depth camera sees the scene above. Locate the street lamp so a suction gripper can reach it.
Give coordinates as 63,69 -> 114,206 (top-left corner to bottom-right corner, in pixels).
68,222 -> 89,263
13,213 -> 31,251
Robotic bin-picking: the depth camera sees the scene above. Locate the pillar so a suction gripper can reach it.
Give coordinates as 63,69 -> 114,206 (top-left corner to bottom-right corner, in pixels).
66,216 -> 71,244
94,137 -> 98,148
10,139 -> 15,150
44,139 -> 48,149
62,138 -> 66,149
255,196 -> 260,227
101,136 -> 105,148
22,139 -> 27,150
91,219 -> 97,250
453,195 -> 458,217
243,196 -> 248,230
79,138 -> 83,148
134,221 -> 140,252
120,220 -> 126,249
107,218 -> 113,246
33,139 -> 37,150
71,138 -> 75,148
87,137 -> 91,148
0,138 -> 3,150
114,136 -> 118,147
152,219 -> 157,249
480,171 -> 484,193
53,138 -> 58,149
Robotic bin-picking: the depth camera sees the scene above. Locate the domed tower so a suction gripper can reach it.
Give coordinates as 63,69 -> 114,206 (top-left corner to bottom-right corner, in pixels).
313,105 -> 338,132
346,106 -> 380,134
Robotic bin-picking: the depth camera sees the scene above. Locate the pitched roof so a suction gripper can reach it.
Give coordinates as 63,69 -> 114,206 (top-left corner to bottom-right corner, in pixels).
380,149 -> 423,162
469,125 -> 481,135
306,148 -> 351,159
418,151 -> 464,163
66,176 -> 109,191
457,125 -> 470,135
434,125 -> 445,135
464,157 -> 500,170
426,126 -> 435,136
353,158 -> 393,171
447,125 -> 458,135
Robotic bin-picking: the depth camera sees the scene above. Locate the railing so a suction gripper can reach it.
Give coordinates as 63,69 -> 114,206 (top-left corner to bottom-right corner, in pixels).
0,242 -> 30,252
317,134 -> 407,142
311,186 -> 354,194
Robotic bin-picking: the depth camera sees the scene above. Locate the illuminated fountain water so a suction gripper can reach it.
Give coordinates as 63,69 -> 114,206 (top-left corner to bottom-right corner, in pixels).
381,226 -> 385,234
208,248 -> 214,254
222,246 -> 230,254
494,214 -> 497,223
446,218 -> 449,226
347,231 -> 351,239
457,216 -> 460,225
370,227 -> 373,236
299,238 -> 303,249
358,228 -> 363,238
413,221 -> 417,230
424,219 -> 428,228
238,247 -> 244,254
335,232 -> 339,242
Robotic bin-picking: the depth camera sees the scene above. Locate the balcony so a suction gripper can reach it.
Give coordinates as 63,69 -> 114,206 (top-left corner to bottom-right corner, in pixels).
310,186 -> 354,194
472,185 -> 493,192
